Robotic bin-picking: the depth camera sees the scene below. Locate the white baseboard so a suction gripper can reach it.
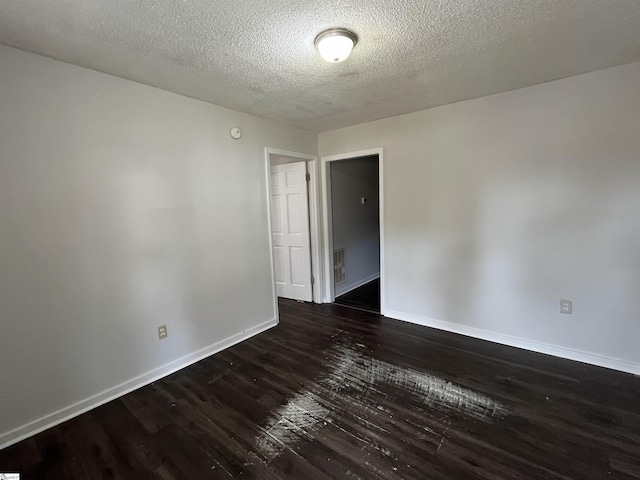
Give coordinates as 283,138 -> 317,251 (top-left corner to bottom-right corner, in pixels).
0,318 -> 278,451
384,309 -> 640,376
335,273 -> 380,298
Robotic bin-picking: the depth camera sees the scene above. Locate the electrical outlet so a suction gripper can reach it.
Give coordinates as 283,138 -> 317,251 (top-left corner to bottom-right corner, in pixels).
560,300 -> 572,314
158,324 -> 168,339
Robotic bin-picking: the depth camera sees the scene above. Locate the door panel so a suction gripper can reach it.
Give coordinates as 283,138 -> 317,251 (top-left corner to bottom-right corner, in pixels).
273,246 -> 286,285
270,161 -> 312,301
286,169 -> 303,187
289,246 -> 306,286
271,195 -> 283,234
287,194 -> 302,233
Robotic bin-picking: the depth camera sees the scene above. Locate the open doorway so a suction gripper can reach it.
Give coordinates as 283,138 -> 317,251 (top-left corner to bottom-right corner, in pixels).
331,156 -> 380,312
265,148 -> 321,307
320,148 -> 385,315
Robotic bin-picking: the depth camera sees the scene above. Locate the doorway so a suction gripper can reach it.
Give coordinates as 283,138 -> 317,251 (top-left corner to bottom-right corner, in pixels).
320,148 -> 385,315
330,156 -> 380,313
265,148 -> 321,306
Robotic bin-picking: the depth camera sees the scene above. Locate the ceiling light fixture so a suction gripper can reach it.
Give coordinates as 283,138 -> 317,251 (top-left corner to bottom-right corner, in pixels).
314,28 -> 357,63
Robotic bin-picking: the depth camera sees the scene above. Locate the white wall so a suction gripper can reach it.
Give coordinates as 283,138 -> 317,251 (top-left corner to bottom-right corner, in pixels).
331,156 -> 380,296
319,62 -> 640,374
0,46 -> 316,447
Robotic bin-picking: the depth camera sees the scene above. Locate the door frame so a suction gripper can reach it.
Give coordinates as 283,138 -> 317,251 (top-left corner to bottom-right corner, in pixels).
320,147 -> 386,314
264,148 -> 322,310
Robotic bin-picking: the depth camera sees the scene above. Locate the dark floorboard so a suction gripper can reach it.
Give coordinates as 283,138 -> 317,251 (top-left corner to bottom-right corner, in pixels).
334,278 -> 380,313
1,299 -> 640,479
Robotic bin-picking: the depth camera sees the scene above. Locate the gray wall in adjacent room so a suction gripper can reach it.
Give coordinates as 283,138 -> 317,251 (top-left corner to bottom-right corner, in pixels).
331,156 -> 380,296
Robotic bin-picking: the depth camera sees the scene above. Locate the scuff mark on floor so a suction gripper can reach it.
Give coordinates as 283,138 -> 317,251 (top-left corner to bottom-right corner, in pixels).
256,391 -> 330,460
325,345 -> 508,421
254,343 -> 508,461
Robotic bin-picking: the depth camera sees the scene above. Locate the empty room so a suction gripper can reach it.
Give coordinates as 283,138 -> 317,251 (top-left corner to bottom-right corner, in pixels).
1,1 -> 639,479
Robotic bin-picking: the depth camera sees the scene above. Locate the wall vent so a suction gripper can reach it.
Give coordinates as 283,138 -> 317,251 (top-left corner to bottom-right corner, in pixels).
334,248 -> 346,285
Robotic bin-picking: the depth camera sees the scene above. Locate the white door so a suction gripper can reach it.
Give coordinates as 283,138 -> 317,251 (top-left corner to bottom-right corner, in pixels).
270,162 -> 313,301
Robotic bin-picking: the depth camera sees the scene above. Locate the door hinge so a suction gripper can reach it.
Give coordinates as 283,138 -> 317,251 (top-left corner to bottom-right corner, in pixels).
306,173 -> 311,182
311,275 -> 315,284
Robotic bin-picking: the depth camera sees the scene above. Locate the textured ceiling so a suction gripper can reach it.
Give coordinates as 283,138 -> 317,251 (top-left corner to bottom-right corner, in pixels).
1,0 -> 639,132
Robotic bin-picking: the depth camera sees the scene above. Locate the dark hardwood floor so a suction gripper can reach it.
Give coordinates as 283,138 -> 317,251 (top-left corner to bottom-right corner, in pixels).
334,278 -> 380,313
1,299 -> 640,479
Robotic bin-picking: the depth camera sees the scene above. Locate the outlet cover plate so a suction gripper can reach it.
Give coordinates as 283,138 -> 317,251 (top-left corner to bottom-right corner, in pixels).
560,300 -> 572,314
158,324 -> 168,339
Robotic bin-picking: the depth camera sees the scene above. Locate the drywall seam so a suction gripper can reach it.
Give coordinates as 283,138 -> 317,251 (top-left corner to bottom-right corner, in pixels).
335,273 -> 380,298
384,309 -> 640,376
0,318 -> 278,451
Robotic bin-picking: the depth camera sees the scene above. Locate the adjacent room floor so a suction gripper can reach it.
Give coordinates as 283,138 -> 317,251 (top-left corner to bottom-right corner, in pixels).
333,278 -> 380,313
1,299 -> 639,479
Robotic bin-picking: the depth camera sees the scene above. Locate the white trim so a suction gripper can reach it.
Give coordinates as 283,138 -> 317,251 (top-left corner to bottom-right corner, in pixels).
0,318 -> 278,450
320,159 -> 332,303
264,149 -> 280,318
335,272 -> 380,298
265,148 -> 322,303
308,159 -> 322,303
379,152 -> 386,316
320,148 -> 385,313
385,309 -> 640,376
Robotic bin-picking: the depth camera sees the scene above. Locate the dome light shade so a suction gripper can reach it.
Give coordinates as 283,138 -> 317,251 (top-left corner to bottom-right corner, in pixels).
315,28 -> 357,63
